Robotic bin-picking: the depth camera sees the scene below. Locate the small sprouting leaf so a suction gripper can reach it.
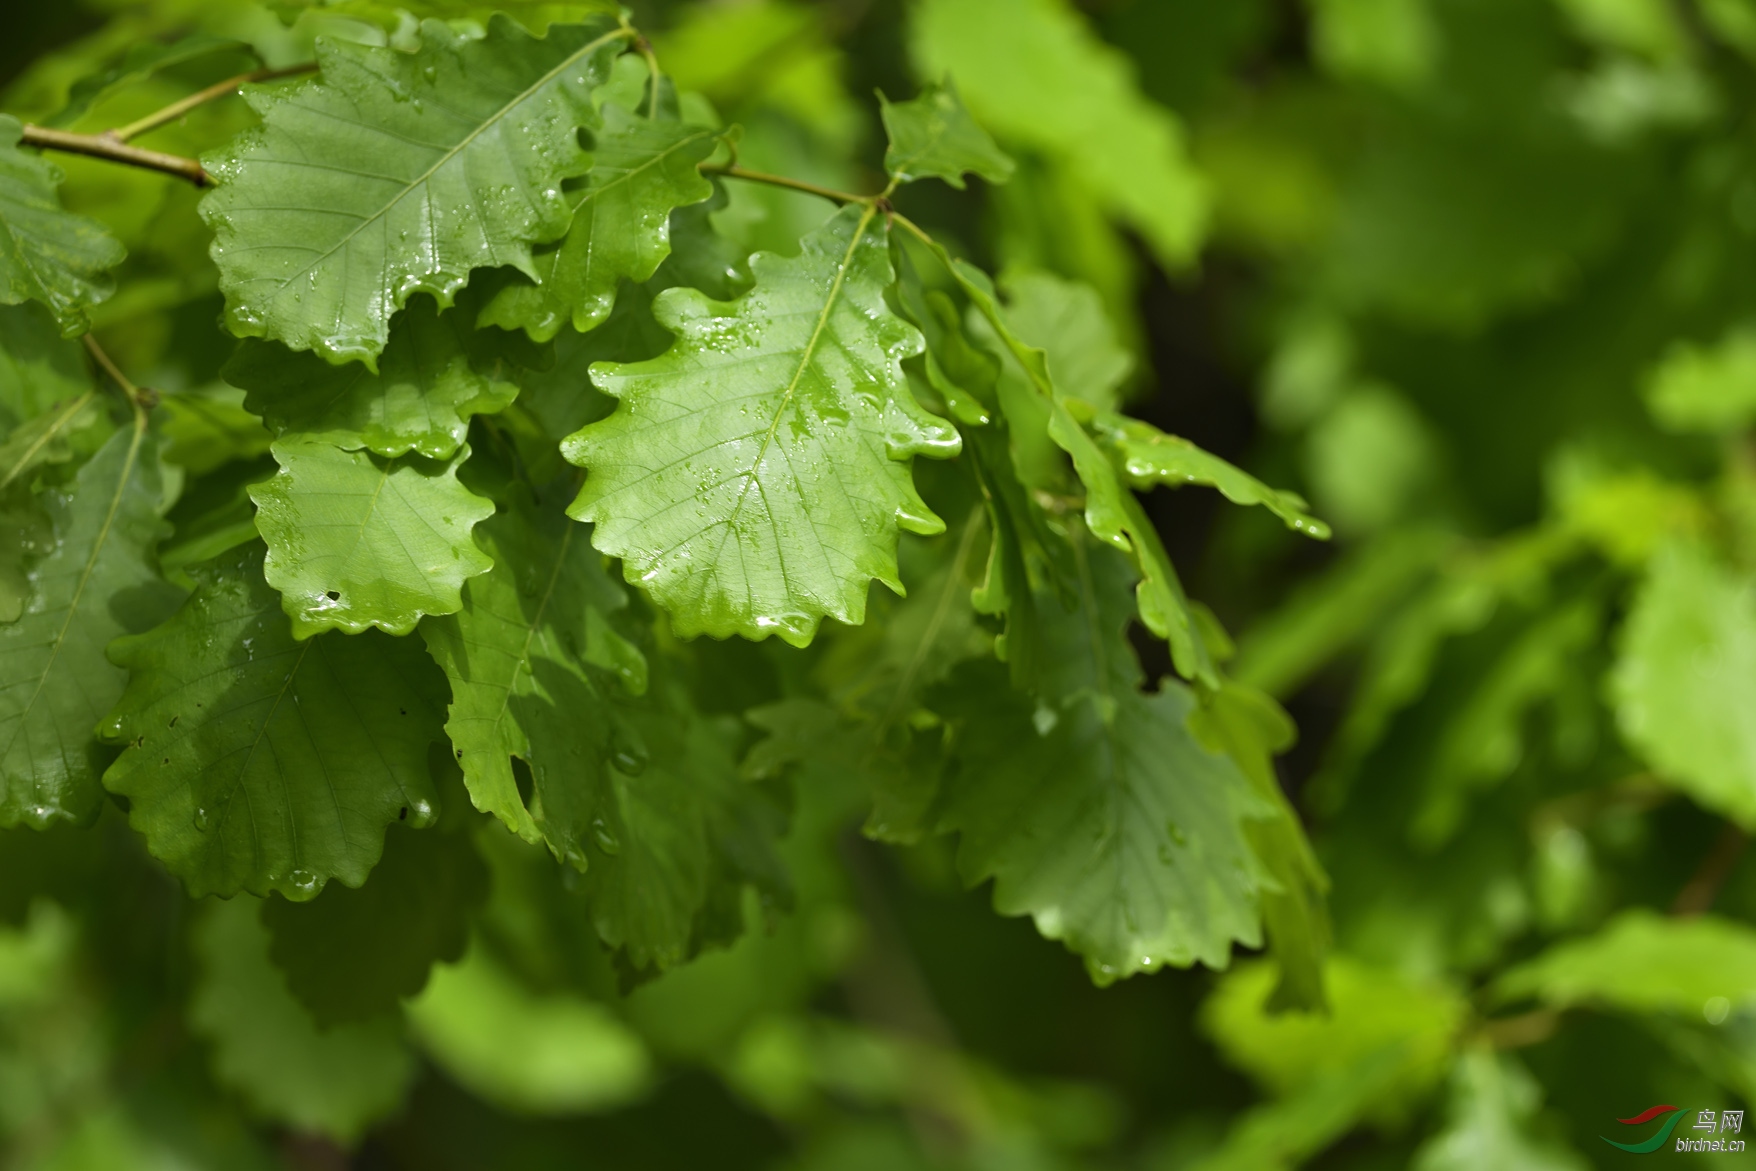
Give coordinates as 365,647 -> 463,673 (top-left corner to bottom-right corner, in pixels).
222,295 -> 520,460
1,420 -> 171,829
101,541 -> 448,901
200,16 -> 628,363
249,439 -> 495,638
480,106 -> 720,342
565,203 -> 961,647
0,116 -> 125,337
1082,407 -> 1331,538
933,538 -> 1267,980
880,79 -> 1015,190
1611,543 -> 1756,827
191,897 -> 415,1142
263,820 -> 488,1026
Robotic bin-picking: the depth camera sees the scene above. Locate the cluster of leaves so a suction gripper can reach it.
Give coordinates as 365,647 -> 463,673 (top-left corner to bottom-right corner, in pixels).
0,0 -> 1338,1164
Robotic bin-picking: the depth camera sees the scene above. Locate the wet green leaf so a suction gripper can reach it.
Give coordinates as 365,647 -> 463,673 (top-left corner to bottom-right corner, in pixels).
565,203 -> 960,647
201,16 -> 627,363
101,541 -> 447,901
248,439 -> 495,638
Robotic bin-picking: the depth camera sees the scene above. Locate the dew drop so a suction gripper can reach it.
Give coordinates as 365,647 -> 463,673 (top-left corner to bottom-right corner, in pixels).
193,807 -> 211,833
286,869 -> 320,900
609,730 -> 647,777
590,816 -> 621,855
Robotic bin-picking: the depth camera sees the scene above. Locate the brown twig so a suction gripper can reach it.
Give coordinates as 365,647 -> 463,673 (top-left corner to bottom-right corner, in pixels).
1672,823 -> 1749,917
106,62 -> 316,143
20,125 -> 210,187
700,162 -> 870,205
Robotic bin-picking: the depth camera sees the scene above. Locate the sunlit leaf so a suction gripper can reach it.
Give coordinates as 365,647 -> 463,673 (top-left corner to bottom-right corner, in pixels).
879,79 -> 1014,190
248,439 -> 495,638
481,106 -> 720,342
565,203 -> 960,647
201,15 -> 628,363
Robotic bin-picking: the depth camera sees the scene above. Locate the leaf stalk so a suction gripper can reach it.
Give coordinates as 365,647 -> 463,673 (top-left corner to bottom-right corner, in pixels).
83,334 -> 155,413
700,162 -> 874,207
106,62 -> 317,143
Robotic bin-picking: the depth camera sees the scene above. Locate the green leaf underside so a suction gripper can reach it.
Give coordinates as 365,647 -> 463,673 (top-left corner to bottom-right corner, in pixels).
880,80 -> 1015,190
101,541 -> 445,901
993,269 -> 1130,412
936,539 -> 1266,980
263,821 -> 487,1025
192,898 -> 414,1142
926,246 -> 1216,682
565,203 -> 961,647
480,105 -> 719,342
1089,410 -> 1331,538
249,439 -> 495,638
0,116 -> 125,336
222,295 -> 519,459
0,420 -> 168,829
200,16 -> 627,364
423,499 -> 770,970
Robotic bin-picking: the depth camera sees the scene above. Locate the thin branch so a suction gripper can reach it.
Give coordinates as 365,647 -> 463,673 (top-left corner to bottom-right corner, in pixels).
1673,823 -> 1749,916
19,125 -> 210,187
83,335 -> 154,413
107,62 -> 316,143
634,35 -> 662,120
701,162 -> 872,206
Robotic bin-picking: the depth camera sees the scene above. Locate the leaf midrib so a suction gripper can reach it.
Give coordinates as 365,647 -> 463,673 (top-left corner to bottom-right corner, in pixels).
715,203 -> 880,580
7,411 -> 146,775
0,392 -> 94,492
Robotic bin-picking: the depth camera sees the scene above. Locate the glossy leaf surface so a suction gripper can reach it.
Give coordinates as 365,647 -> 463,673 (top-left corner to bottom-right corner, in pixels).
201,16 -> 627,363
249,439 -> 494,637
481,105 -> 719,341
565,203 -> 960,646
